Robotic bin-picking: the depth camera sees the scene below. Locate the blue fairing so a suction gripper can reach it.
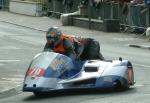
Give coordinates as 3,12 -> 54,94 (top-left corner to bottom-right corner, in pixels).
43,60 -> 85,79
23,75 -> 128,92
23,51 -> 133,93
66,61 -> 85,78
96,75 -> 128,89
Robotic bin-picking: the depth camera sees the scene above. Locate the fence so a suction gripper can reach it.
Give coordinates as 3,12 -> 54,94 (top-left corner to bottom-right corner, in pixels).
47,0 -> 148,32
0,0 -> 9,10
47,0 -> 82,18
0,0 -> 149,32
89,2 -> 147,32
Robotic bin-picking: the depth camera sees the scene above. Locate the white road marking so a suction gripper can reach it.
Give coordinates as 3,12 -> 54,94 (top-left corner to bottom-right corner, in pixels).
0,46 -> 20,50
0,31 -> 8,36
0,60 -> 20,62
0,63 -> 4,66
134,84 -> 144,87
10,36 -> 42,46
0,23 -> 44,46
1,77 -> 23,82
0,23 -> 31,33
0,23 -> 20,28
113,37 -> 135,41
12,75 -> 24,78
134,63 -> 150,68
0,75 -> 23,92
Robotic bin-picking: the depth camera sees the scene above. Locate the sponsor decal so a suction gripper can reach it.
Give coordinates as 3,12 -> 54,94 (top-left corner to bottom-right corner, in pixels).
27,67 -> 45,77
49,56 -> 65,71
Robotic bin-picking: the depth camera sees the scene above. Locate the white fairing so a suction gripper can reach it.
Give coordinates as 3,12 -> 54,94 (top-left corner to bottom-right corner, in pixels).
82,60 -> 128,77
25,77 -> 61,88
23,51 -> 134,92
101,60 -> 128,79
80,60 -> 109,79
61,59 -> 129,84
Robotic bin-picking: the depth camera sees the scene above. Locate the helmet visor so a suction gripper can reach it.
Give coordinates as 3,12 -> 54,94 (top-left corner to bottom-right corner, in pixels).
47,33 -> 60,42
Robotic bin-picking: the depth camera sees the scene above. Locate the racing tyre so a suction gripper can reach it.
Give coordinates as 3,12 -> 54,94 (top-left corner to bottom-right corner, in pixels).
113,80 -> 122,90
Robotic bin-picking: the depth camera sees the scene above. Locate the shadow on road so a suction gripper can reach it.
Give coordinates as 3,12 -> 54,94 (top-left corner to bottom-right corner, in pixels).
23,87 -> 136,102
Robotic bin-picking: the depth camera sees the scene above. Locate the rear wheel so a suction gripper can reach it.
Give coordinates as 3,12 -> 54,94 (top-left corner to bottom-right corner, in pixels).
113,80 -> 122,90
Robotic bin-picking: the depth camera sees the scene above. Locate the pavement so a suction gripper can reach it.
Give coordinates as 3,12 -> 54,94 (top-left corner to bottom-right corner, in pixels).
0,11 -> 61,32
0,11 -> 150,98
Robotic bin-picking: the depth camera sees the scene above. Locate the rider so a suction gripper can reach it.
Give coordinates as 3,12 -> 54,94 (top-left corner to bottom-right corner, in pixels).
44,27 -> 104,60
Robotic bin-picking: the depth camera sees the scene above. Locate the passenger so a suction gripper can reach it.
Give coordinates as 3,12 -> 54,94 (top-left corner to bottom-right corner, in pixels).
44,27 -> 104,60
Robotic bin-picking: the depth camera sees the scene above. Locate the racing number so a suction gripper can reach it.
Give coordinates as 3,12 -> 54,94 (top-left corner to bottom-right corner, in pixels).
27,68 -> 45,77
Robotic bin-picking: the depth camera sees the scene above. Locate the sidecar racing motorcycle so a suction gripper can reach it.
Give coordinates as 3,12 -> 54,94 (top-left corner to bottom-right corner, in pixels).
22,51 -> 135,94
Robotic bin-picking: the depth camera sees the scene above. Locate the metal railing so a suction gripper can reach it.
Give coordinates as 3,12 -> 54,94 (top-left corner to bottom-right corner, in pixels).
99,2 -> 147,33
47,0 -> 81,14
71,1 -> 147,33
46,0 -> 148,33
0,0 -> 148,33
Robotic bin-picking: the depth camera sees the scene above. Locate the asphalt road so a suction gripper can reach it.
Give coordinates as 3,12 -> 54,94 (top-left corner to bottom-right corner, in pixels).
0,21 -> 150,103
0,22 -> 45,92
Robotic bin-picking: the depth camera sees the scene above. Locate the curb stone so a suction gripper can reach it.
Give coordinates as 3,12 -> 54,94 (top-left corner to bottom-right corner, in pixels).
129,44 -> 150,50
0,20 -> 47,32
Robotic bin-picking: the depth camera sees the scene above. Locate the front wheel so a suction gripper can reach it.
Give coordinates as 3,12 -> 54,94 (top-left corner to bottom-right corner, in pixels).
33,92 -> 43,97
